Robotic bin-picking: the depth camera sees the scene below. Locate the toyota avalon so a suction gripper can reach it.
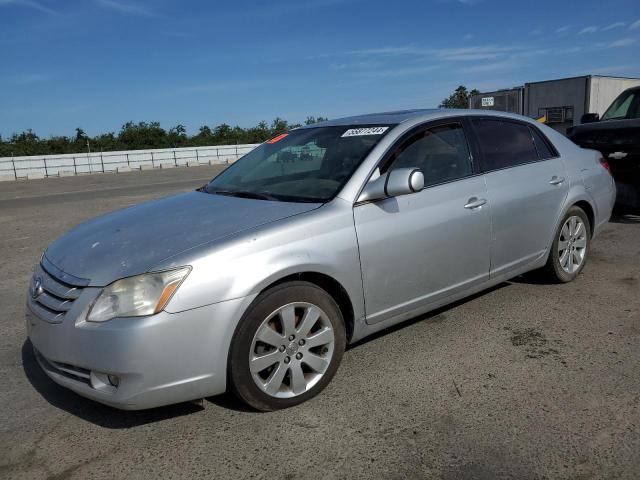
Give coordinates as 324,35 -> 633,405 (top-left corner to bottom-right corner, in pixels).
26,109 -> 615,411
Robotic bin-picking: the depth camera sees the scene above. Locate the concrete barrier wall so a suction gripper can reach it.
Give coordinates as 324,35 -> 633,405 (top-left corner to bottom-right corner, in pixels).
0,144 -> 260,181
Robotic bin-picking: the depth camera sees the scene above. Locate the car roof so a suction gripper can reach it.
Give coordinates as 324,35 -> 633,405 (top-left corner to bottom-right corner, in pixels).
300,108 -> 540,128
300,109 -> 440,128
622,85 -> 640,93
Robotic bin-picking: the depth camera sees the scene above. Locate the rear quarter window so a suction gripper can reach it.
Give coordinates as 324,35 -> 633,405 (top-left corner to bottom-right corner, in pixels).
472,119 -> 539,172
530,126 -> 557,159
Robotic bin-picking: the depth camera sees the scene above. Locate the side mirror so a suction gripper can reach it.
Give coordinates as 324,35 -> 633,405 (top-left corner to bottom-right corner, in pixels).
581,113 -> 600,124
357,168 -> 424,203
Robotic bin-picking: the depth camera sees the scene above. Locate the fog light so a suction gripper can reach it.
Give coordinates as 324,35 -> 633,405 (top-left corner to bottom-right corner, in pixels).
107,374 -> 120,387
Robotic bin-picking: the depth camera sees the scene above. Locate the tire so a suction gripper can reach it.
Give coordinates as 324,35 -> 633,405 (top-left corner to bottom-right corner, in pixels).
228,281 -> 346,411
542,206 -> 591,283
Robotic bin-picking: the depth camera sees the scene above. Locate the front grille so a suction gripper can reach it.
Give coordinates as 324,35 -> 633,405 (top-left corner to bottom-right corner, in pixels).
30,257 -> 89,324
34,348 -> 92,386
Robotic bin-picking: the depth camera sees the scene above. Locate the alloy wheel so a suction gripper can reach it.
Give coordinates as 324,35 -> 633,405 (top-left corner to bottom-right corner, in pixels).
558,215 -> 587,274
249,302 -> 335,398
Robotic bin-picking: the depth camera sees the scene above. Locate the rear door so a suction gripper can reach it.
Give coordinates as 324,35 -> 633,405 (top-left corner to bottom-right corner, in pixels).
469,118 -> 568,277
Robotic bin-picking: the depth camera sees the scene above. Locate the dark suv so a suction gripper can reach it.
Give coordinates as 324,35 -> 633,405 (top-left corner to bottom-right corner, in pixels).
567,86 -> 640,208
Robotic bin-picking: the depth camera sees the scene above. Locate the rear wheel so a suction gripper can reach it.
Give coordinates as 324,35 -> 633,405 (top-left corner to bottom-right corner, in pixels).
228,281 -> 346,411
542,206 -> 590,283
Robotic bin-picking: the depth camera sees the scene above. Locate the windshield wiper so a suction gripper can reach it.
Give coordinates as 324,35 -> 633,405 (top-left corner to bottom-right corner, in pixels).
210,189 -> 279,201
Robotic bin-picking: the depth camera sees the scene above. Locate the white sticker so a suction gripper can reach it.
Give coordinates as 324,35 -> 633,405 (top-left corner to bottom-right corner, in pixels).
481,97 -> 495,107
341,126 -> 389,137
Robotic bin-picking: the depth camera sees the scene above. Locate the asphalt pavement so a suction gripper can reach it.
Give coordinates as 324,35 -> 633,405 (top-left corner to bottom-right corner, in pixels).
1,166 -> 638,479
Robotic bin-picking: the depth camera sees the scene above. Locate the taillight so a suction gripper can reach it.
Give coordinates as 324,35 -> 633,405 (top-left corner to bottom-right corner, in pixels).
599,156 -> 611,172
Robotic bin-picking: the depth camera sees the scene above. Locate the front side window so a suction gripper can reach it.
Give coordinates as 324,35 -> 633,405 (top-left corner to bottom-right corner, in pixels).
472,119 -> 539,172
384,123 -> 473,187
205,125 -> 394,202
601,90 -> 640,121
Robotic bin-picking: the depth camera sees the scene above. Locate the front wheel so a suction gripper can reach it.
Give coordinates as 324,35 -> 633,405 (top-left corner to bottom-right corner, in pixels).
228,281 -> 346,411
542,206 -> 591,283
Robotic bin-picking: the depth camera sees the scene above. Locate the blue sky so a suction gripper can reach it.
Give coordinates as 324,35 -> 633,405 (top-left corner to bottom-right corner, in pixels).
1,0 -> 639,137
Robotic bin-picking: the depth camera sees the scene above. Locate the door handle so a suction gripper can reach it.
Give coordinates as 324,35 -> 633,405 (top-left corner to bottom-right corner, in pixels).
549,176 -> 565,185
464,197 -> 487,209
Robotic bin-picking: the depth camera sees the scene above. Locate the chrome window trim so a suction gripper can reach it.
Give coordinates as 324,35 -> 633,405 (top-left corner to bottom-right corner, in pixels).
353,117 -> 479,206
469,116 -> 561,174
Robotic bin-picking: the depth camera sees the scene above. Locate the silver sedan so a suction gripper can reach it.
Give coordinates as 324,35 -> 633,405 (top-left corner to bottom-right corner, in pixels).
26,109 -> 616,411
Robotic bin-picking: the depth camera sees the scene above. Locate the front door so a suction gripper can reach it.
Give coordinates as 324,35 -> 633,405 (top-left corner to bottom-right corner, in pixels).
353,120 -> 491,324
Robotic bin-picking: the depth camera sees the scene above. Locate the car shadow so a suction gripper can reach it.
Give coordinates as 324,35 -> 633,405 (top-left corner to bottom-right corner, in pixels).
205,392 -> 257,412
347,282 -> 509,350
507,270 -> 557,285
22,339 -> 205,429
610,207 -> 640,224
23,279 -> 544,423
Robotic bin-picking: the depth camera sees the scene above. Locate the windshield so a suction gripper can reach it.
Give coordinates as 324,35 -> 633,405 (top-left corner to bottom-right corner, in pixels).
601,90 -> 640,121
204,125 -> 394,202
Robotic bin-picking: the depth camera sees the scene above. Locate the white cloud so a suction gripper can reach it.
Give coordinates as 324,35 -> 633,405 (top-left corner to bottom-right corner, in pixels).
460,59 -> 519,74
434,46 -> 512,61
347,45 -> 423,57
601,22 -> 626,31
160,31 -> 196,39
330,60 -> 381,70
555,46 -> 583,54
2,73 -> 53,83
96,0 -> 157,17
359,65 -> 441,78
175,80 -> 264,94
589,64 -> 640,75
630,19 -> 640,30
578,26 -> 599,35
555,25 -> 571,34
349,44 -> 527,62
0,0 -> 56,14
597,38 -> 637,48
608,38 -> 637,47
239,0 -> 355,20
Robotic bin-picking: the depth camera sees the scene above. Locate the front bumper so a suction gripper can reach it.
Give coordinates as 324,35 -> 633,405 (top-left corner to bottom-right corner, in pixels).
26,291 -> 254,410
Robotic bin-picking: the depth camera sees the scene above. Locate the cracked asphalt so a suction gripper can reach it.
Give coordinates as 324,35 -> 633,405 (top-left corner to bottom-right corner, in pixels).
1,166 -> 639,479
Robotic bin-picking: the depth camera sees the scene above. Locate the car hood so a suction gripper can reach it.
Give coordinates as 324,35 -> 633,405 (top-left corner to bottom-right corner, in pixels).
44,191 -> 321,286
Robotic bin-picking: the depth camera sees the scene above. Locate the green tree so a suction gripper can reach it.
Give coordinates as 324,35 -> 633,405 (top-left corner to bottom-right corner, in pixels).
198,125 -> 212,136
118,121 -> 168,149
439,85 -> 480,109
74,128 -> 87,141
305,116 -> 328,125
212,124 -> 232,144
270,118 -> 289,135
0,115 -> 332,157
170,124 -> 187,137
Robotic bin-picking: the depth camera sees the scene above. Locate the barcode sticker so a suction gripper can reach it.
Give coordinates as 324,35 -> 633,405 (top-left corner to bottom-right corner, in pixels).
341,127 -> 389,137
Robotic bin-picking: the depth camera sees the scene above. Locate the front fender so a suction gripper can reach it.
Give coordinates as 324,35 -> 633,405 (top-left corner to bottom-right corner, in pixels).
159,199 -> 365,323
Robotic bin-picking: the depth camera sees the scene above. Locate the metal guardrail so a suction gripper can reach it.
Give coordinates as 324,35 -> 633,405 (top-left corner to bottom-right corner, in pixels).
0,144 -> 260,180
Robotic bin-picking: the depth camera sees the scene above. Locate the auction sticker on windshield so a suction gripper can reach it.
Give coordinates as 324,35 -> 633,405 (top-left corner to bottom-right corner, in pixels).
267,133 -> 289,144
342,126 -> 389,137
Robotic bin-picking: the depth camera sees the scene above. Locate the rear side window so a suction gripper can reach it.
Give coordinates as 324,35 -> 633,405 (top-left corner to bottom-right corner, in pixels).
472,119 -> 539,172
530,126 -> 557,159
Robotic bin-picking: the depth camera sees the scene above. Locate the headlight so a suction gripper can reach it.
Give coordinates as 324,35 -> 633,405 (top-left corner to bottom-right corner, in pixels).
87,267 -> 191,322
